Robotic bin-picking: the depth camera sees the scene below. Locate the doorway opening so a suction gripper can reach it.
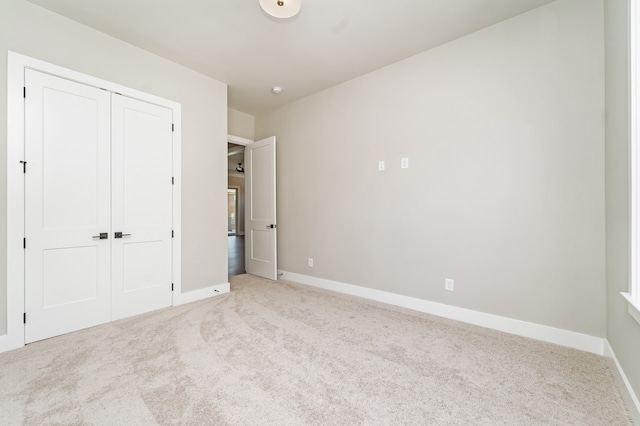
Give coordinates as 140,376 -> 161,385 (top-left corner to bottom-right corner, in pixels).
226,135 -> 278,281
228,142 -> 246,278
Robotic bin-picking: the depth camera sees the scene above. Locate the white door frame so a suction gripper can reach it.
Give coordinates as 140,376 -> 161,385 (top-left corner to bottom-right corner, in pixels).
227,134 -> 253,147
3,51 -> 182,352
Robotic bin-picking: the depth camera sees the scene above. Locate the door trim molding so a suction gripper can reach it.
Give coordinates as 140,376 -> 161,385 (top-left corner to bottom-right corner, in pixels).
227,134 -> 253,146
5,52 -> 25,352
3,51 -> 182,353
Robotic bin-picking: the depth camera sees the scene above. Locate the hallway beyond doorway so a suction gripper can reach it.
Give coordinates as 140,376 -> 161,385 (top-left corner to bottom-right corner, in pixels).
228,235 -> 245,278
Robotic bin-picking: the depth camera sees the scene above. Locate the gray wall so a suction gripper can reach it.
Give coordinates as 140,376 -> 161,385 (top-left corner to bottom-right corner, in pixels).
0,0 -> 229,336
228,108 -> 255,140
605,0 -> 640,401
256,0 -> 606,336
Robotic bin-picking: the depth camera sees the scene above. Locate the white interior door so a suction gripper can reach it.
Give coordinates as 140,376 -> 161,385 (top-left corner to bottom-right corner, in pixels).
24,70 -> 111,343
245,136 -> 277,280
111,94 -> 173,320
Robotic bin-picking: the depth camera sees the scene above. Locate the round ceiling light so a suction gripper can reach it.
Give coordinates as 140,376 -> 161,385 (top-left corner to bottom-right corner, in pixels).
259,0 -> 301,19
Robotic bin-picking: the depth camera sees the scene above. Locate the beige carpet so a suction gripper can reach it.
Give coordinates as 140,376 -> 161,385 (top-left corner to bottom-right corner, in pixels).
0,274 -> 632,425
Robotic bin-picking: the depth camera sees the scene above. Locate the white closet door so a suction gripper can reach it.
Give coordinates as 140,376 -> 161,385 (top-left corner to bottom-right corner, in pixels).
24,70 -> 111,343
111,94 -> 173,320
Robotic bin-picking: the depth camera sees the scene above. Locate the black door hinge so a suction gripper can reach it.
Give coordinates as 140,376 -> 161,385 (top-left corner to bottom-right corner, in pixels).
23,87 -> 26,98
171,283 -> 174,291
23,238 -> 26,249
172,177 -> 174,185
20,161 -> 27,173
171,230 -> 174,238
23,313 -> 26,324
172,123 -> 174,132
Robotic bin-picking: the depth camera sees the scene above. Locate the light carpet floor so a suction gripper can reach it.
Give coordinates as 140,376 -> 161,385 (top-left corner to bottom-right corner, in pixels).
0,274 -> 632,425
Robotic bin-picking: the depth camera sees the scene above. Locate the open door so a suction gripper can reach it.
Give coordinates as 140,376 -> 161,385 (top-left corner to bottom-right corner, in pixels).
245,136 -> 277,280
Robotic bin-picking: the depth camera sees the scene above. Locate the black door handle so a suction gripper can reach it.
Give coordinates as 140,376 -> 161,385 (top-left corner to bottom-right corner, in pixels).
92,232 -> 108,240
114,232 -> 132,239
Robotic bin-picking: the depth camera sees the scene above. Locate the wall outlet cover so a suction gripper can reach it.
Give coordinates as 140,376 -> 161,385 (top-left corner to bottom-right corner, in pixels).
445,278 -> 454,291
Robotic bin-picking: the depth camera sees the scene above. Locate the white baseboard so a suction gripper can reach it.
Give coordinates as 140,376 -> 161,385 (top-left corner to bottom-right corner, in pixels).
279,271 -> 605,355
604,341 -> 640,422
0,334 -> 15,354
174,282 -> 230,305
0,323 -> 27,354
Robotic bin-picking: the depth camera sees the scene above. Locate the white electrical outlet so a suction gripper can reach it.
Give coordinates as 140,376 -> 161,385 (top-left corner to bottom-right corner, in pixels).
308,258 -> 314,267
401,157 -> 409,169
445,278 -> 454,292
378,161 -> 385,171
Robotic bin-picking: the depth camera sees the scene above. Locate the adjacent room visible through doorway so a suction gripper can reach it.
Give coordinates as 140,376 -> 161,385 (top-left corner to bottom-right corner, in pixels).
228,235 -> 245,278
228,142 -> 246,278
228,187 -> 238,235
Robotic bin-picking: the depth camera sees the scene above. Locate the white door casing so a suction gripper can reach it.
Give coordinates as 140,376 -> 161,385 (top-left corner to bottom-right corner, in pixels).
24,69 -> 112,343
245,136 -> 278,280
111,94 -> 173,320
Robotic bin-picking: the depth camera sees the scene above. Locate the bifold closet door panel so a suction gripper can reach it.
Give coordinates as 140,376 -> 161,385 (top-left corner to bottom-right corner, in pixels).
111,94 -> 173,321
24,69 -> 112,343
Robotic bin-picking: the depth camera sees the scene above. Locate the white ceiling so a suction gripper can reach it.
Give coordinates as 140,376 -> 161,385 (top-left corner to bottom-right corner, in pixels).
27,0 -> 555,115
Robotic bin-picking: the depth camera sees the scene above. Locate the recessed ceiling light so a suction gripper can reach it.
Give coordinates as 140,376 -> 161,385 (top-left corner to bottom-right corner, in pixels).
259,0 -> 301,19
271,86 -> 283,94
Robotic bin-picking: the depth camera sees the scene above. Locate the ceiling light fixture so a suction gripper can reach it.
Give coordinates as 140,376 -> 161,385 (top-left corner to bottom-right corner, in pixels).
259,0 -> 301,19
271,86 -> 283,94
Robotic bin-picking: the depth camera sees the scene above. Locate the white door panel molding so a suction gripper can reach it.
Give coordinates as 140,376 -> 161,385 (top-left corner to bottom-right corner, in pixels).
245,136 -> 278,280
